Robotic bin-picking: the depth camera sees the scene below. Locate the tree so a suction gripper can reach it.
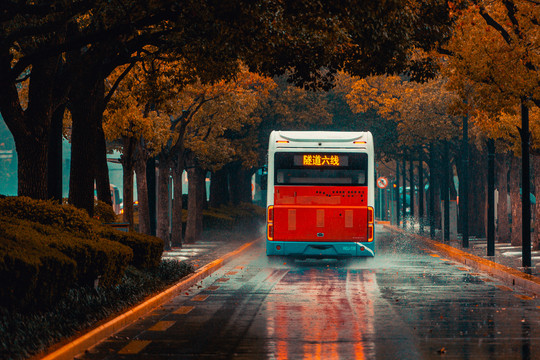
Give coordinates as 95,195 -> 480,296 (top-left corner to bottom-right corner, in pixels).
443,0 -> 540,252
0,0 -> 454,207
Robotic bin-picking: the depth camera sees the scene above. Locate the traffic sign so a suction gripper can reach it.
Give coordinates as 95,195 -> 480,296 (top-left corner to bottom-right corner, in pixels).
377,177 -> 388,189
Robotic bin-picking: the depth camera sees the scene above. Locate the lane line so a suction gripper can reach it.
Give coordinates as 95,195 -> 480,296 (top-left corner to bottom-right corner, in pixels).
173,306 -> 194,315
514,294 -> 534,301
148,321 -> 175,331
192,295 -> 209,302
495,285 -> 513,292
117,340 -> 151,354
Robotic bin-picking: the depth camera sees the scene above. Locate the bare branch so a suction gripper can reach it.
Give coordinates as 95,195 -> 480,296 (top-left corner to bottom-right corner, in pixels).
103,61 -> 136,107
478,5 -> 513,45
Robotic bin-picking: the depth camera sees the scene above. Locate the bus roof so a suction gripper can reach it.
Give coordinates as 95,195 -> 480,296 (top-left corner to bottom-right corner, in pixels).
269,131 -> 373,152
271,131 -> 370,143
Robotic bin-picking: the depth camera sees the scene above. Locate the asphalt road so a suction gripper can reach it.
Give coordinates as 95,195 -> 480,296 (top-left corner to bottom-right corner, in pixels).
78,226 -> 540,359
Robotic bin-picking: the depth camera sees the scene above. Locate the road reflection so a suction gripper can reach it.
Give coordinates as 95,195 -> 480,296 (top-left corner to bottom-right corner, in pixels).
265,264 -> 377,359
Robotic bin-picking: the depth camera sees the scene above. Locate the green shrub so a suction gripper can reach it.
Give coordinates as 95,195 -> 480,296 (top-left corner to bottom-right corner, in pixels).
0,196 -> 96,238
0,217 -> 132,288
0,223 -> 76,311
97,226 -> 163,269
93,200 -> 117,223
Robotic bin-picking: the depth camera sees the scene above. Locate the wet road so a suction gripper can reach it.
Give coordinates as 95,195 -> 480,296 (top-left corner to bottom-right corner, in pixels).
79,226 -> 540,359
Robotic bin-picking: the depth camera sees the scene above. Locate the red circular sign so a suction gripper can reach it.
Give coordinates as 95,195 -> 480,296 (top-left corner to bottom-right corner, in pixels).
377,177 -> 388,189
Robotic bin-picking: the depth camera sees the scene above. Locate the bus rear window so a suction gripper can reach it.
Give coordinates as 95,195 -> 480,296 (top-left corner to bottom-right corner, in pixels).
274,152 -> 368,186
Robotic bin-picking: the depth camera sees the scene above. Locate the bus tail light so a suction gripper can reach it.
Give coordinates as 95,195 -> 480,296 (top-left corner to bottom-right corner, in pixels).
268,223 -> 274,240
367,206 -> 374,242
268,205 -> 274,223
267,206 -> 274,240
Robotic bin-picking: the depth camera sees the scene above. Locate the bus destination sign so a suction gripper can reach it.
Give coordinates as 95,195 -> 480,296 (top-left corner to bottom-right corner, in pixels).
294,154 -> 349,167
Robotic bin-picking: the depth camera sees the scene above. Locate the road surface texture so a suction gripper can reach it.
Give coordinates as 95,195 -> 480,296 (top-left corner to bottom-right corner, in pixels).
77,226 -> 539,359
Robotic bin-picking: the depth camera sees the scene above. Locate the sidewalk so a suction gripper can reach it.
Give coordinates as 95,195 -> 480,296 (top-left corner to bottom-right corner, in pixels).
382,221 -> 540,297
163,225 -> 264,267
41,225 -> 263,360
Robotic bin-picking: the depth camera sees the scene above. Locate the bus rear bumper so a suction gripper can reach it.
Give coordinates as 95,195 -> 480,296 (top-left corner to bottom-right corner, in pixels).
266,241 -> 374,258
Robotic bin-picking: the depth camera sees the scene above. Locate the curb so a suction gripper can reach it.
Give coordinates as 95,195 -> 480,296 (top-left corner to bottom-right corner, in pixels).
383,224 -> 540,297
41,237 -> 262,360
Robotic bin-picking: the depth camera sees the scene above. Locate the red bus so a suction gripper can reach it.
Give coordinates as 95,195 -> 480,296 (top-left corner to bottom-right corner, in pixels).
266,131 -> 375,258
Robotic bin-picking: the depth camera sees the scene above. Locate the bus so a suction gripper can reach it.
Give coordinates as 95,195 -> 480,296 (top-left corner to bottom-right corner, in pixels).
266,131 -> 375,258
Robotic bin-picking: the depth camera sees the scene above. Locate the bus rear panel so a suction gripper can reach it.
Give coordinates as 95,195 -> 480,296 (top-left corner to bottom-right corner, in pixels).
266,131 -> 375,258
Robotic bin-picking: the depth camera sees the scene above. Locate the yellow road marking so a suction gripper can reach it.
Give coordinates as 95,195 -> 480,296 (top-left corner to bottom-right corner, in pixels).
217,278 -> 230,282
174,306 -> 194,314
192,294 -> 209,302
441,258 -> 450,261
481,278 -> 494,282
495,285 -> 513,292
226,271 -> 238,275
207,285 -> 220,291
118,340 -> 151,354
514,294 -> 534,301
235,266 -> 244,270
148,321 -> 175,331
457,267 -> 470,271
429,254 -> 440,258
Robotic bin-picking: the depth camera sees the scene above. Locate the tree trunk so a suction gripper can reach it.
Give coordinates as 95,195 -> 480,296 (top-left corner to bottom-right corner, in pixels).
0,56 -> 61,200
409,156 -> 415,219
210,167 -> 229,208
171,150 -> 184,248
185,165 -> 205,243
121,137 -> 135,229
496,153 -> 510,243
134,146 -> 150,235
48,104 -> 65,200
229,163 -> 253,205
17,136 -> 49,200
197,168 -> 206,234
418,150 -> 425,232
68,73 -> 104,216
210,167 -> 230,208
509,155 -> 522,246
430,146 -> 442,231
469,146 -> 487,238
95,112 -> 112,206
147,157 -> 157,236
157,154 -> 171,249
534,155 -> 540,250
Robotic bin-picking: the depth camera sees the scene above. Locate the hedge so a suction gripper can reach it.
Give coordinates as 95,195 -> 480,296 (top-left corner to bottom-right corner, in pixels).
0,196 -> 96,238
0,223 -> 77,311
1,216 -> 133,285
97,226 -> 163,269
0,196 -> 162,270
